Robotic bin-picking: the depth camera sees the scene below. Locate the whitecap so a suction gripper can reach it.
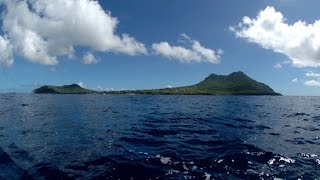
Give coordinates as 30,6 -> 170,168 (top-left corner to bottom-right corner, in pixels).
204,172 -> 211,180
166,169 -> 179,175
279,157 -> 295,163
160,157 -> 171,165
268,158 -> 275,165
191,166 -> 198,171
299,153 -> 318,158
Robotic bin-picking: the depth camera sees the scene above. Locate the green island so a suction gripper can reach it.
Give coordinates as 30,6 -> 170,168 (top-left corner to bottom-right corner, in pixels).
33,84 -> 95,94
33,71 -> 281,95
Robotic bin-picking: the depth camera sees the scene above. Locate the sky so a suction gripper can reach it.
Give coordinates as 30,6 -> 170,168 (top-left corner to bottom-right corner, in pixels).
0,0 -> 320,95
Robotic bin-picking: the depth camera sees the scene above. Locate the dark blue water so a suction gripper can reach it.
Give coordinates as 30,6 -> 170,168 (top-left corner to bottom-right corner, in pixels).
0,94 -> 319,179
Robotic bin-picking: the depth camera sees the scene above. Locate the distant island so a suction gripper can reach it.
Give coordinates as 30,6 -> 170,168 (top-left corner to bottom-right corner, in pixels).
33,71 -> 281,95
33,84 -> 95,94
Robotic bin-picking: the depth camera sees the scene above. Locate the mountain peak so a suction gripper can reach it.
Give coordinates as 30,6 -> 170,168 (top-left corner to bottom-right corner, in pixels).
227,71 -> 251,80
33,84 -> 95,94
194,71 -> 280,95
63,84 -> 82,88
228,71 -> 246,76
207,71 -> 247,79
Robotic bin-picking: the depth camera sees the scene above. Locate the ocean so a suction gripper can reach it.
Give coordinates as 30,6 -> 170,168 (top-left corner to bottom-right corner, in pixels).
0,94 -> 319,179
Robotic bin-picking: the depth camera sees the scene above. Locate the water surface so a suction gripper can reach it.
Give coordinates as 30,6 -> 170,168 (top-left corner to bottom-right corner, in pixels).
0,94 -> 319,179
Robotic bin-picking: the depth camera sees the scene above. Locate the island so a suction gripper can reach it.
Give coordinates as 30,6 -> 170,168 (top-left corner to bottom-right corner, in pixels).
33,71 -> 281,95
33,84 -> 96,94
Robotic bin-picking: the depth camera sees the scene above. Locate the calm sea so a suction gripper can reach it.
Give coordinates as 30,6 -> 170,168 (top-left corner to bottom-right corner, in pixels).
0,94 -> 319,179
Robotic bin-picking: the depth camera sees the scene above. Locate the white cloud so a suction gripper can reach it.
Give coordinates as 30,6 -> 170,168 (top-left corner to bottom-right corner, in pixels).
291,78 -> 298,83
77,82 -> 86,88
104,87 -> 114,91
274,60 -> 291,69
304,80 -> 320,87
231,6 -> 320,68
82,52 -> 99,65
94,85 -> 116,92
274,63 -> 282,68
152,34 -> 222,64
93,85 -> 104,91
0,0 -> 147,66
178,33 -> 192,43
0,35 -> 13,67
179,33 -> 191,40
165,85 -> 173,88
306,71 -> 320,78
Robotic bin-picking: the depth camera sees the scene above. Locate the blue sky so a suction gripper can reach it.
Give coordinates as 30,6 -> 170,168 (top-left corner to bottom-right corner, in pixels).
0,0 -> 320,95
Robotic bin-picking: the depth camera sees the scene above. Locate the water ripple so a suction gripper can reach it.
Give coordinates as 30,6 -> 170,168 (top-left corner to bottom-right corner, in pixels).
0,95 -> 319,179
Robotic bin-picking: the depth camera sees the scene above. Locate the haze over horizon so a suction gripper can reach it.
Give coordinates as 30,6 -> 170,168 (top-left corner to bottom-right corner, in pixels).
1,0 -> 320,95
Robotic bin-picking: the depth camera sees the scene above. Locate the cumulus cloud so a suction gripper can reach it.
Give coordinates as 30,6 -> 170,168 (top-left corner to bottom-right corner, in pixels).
95,85 -> 104,91
304,80 -> 320,87
0,0 -> 147,66
0,35 -> 13,67
306,71 -> 320,78
104,87 -> 114,91
152,34 -> 222,64
77,82 -> 86,88
274,63 -> 282,69
82,52 -> 99,65
291,78 -> 298,83
274,60 -> 291,69
93,85 -> 114,91
230,6 -> 320,68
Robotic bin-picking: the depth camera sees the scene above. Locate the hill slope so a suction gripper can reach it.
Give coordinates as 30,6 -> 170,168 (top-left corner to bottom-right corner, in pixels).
106,71 -> 281,95
191,71 -> 278,95
33,84 -> 96,94
33,72 -> 280,95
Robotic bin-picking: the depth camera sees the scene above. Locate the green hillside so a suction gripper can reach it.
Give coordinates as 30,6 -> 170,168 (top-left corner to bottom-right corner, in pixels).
189,71 -> 279,95
105,71 -> 281,95
33,71 -> 280,95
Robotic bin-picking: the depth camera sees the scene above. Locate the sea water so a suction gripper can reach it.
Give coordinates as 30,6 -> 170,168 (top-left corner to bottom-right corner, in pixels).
0,94 -> 319,179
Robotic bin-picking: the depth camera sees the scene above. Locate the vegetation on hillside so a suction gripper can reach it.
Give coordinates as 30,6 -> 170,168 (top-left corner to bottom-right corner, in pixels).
33,84 -> 96,94
33,71 -> 281,95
